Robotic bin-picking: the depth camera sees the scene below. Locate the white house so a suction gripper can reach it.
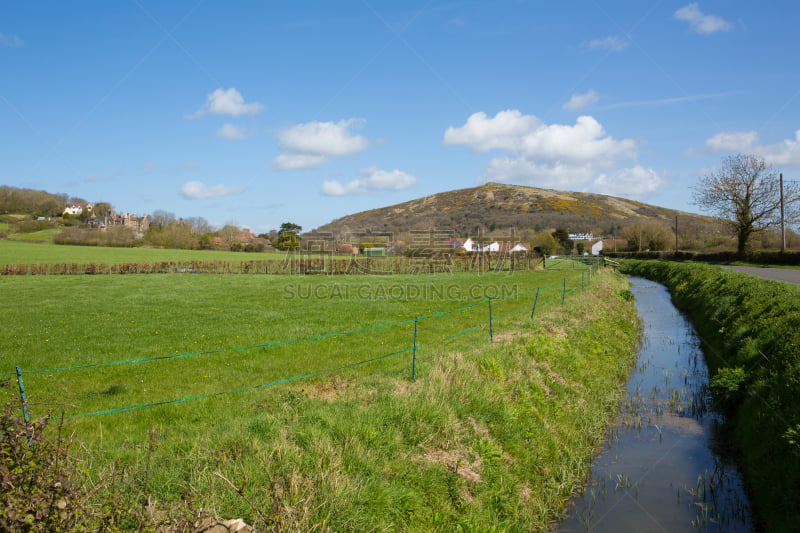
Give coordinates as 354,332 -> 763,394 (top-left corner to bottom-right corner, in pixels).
481,241 -> 500,252
63,204 -> 92,216
569,233 -> 594,241
591,240 -> 603,256
450,237 -> 477,252
510,243 -> 531,253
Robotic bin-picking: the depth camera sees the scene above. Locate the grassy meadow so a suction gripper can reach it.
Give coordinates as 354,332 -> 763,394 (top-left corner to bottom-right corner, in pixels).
1,267 -> 639,530
0,239 -> 291,265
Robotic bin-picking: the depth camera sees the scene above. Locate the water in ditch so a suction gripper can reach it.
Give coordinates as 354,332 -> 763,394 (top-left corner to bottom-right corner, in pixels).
559,278 -> 755,532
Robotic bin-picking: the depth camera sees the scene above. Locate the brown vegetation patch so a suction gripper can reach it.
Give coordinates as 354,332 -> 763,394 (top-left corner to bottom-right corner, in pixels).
468,416 -> 491,439
543,324 -> 568,338
418,448 -> 483,483
306,377 -> 347,401
539,360 -> 583,392
492,331 -> 516,343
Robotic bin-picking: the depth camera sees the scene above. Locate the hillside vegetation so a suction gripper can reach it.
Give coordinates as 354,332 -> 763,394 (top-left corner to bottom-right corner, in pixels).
314,182 -> 716,238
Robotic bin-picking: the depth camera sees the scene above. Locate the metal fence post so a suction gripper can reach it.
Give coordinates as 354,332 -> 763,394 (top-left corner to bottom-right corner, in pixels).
488,298 -> 493,342
411,317 -> 418,382
562,278 -> 566,305
530,288 -> 541,319
15,366 -> 30,423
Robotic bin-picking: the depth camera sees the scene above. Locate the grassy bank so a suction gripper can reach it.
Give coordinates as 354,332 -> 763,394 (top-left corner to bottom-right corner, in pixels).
622,260 -> 800,532
2,270 -> 638,530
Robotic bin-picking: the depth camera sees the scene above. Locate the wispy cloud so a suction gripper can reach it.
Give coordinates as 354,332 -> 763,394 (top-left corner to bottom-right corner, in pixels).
321,166 -> 416,196
180,181 -> 245,199
0,32 -> 23,47
563,90 -> 599,111
188,88 -> 264,118
599,92 -> 733,110
586,36 -> 628,51
674,3 -> 733,34
274,119 -> 368,169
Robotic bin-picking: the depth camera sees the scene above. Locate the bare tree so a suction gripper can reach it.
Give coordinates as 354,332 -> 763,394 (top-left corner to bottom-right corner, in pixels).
694,154 -> 800,255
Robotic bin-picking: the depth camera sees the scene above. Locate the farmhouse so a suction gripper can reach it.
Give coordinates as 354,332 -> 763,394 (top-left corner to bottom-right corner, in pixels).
64,203 -> 91,216
86,211 -> 149,233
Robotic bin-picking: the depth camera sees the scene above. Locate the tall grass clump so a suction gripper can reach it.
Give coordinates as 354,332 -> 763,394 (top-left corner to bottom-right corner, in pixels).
623,260 -> 800,532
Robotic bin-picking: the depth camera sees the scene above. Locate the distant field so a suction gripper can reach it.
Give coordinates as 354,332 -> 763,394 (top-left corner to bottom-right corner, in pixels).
0,239 -> 293,265
5,227 -> 60,243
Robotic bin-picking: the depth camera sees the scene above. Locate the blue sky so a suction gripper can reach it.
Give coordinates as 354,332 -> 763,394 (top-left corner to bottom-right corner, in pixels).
2,1 -> 799,233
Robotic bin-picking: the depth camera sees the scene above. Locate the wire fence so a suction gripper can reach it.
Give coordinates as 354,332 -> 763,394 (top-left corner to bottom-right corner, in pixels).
8,263 -> 601,421
0,253 -> 544,276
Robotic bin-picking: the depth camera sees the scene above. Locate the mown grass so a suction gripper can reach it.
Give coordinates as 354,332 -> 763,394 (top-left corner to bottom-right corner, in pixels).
622,260 -> 800,532
1,269 -> 637,530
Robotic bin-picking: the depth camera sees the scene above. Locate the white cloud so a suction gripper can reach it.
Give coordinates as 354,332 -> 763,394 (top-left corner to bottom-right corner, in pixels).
0,33 -> 23,47
674,3 -> 733,34
217,123 -> 246,139
705,131 -> 758,152
563,90 -> 600,111
180,181 -> 245,199
274,119 -> 368,169
586,36 -> 628,51
705,130 -> 800,166
190,88 -> 264,118
321,166 -> 416,196
443,110 -> 541,152
447,109 -> 660,197
591,166 -> 663,196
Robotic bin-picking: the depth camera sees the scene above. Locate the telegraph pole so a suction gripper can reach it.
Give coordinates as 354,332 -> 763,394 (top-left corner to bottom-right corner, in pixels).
780,173 -> 786,253
675,215 -> 678,253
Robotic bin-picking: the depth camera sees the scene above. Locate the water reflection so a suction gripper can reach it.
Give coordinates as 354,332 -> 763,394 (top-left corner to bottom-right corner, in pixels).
559,278 -> 754,532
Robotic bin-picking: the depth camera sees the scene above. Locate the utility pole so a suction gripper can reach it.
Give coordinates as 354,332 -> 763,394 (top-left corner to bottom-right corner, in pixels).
781,173 -> 786,253
675,215 -> 678,253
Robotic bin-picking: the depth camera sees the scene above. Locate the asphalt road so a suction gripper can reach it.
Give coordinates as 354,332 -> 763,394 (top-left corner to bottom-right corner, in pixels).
720,265 -> 800,285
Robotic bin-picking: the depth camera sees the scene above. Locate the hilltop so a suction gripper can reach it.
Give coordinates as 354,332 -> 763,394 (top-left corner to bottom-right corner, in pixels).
313,182 -> 712,237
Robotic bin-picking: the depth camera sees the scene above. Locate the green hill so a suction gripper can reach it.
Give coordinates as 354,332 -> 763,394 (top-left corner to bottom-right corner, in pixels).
313,182 -> 713,237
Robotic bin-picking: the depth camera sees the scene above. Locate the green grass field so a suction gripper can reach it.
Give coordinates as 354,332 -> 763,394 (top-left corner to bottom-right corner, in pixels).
1,268 -> 638,530
0,239 -> 295,265
5,227 -> 60,243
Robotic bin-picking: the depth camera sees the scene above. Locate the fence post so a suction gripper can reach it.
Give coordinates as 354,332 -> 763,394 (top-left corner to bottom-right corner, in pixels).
488,298 -> 494,342
581,270 -> 585,292
15,366 -> 30,424
562,278 -> 566,305
411,317 -> 418,382
530,287 -> 541,319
